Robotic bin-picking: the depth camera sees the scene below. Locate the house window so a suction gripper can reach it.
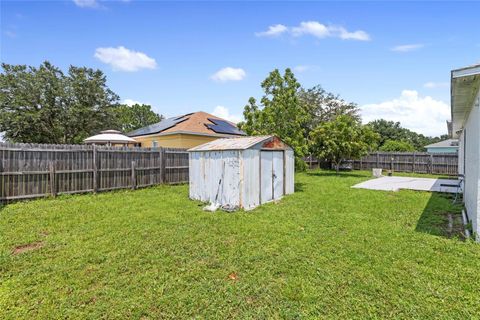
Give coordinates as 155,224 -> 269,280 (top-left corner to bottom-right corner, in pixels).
152,141 -> 159,148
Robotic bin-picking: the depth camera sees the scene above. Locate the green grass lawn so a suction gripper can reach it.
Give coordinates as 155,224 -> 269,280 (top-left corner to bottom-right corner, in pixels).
1,170 -> 479,319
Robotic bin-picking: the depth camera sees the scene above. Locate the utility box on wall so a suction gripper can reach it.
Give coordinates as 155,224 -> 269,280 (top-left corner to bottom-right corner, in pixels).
188,136 -> 294,210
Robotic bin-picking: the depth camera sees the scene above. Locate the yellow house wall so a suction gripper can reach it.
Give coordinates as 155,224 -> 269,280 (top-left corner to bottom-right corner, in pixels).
132,133 -> 221,148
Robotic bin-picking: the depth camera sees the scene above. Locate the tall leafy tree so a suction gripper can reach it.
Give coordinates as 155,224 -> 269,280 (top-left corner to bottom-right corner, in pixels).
368,119 -> 448,151
114,103 -> 163,132
62,65 -> 119,143
239,68 -> 308,168
298,85 -> 360,139
379,140 -> 415,152
0,61 -> 119,144
310,115 -> 379,173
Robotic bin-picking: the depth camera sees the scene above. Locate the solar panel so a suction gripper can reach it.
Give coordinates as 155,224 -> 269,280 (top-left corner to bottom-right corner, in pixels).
127,115 -> 190,137
206,118 -> 246,136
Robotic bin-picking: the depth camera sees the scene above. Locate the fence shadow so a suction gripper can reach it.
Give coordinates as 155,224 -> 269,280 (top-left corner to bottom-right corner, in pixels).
415,192 -> 465,240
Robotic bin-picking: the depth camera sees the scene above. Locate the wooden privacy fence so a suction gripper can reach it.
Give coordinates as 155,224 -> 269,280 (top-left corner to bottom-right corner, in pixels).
0,143 -> 189,202
306,152 -> 458,176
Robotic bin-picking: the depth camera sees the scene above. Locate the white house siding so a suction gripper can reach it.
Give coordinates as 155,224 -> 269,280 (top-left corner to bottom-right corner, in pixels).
458,131 -> 464,176
241,149 -> 260,210
462,90 -> 480,237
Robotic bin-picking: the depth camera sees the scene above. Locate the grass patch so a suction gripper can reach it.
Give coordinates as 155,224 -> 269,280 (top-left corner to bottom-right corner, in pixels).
1,170 -> 478,318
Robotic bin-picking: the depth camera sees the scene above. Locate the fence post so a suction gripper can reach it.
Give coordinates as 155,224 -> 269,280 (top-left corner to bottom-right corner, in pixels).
49,161 -> 56,197
0,149 -> 3,203
158,149 -> 163,184
376,152 -> 380,168
92,145 -> 98,193
161,148 -> 166,184
360,157 -> 363,170
412,152 -> 416,173
131,160 -> 136,190
430,154 -> 434,174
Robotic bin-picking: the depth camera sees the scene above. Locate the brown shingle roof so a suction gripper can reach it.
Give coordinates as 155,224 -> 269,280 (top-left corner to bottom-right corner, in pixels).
163,112 -> 224,134
127,111 -> 245,137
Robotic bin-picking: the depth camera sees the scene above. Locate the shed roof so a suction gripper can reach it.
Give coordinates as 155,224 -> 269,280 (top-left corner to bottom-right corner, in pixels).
188,135 -> 276,151
127,111 -> 246,137
424,139 -> 459,149
84,130 -> 136,144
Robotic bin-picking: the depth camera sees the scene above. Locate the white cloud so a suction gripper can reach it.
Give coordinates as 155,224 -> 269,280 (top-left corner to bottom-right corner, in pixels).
212,106 -> 243,124
73,0 -> 130,8
293,65 -> 319,73
336,27 -> 370,41
122,99 -> 163,115
291,21 -> 330,38
293,65 -> 309,73
73,0 -> 99,8
391,44 -> 424,52
256,21 -> 370,41
94,46 -> 157,72
361,90 -> 450,136
423,82 -> 449,89
210,67 -> 246,82
123,99 -> 144,106
255,24 -> 288,37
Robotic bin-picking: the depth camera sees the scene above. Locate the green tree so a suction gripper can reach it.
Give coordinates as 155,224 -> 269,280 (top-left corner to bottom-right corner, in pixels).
238,68 -> 308,168
379,139 -> 415,152
368,119 -> 448,151
298,85 -> 360,139
0,61 -> 119,144
310,115 -> 379,173
114,104 -> 163,133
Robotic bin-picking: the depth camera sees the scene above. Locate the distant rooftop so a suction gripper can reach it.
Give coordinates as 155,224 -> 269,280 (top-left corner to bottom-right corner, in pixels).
424,139 -> 459,149
127,111 -> 246,138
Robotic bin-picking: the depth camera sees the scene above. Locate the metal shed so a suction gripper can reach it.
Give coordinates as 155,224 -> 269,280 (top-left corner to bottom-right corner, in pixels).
188,135 -> 294,210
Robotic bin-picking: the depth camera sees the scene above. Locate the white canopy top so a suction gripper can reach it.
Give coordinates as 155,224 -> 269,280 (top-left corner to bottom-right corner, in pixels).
84,130 -> 136,145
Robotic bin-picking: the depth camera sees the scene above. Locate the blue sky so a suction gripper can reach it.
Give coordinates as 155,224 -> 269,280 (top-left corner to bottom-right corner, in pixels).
1,1 -> 479,136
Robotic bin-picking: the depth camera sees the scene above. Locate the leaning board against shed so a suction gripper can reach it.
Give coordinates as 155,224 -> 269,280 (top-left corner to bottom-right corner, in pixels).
188,136 -> 295,211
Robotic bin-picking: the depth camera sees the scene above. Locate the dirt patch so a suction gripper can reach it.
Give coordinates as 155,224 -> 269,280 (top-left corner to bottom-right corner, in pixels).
228,272 -> 238,281
12,241 -> 43,255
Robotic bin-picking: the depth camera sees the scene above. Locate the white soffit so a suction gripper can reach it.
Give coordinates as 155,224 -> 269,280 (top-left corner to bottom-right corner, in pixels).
451,64 -> 480,136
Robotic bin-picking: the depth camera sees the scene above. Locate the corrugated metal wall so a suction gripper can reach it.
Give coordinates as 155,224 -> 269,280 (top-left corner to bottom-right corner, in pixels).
189,150 -> 240,207
189,147 -> 294,210
285,150 -> 295,195
241,149 -> 260,210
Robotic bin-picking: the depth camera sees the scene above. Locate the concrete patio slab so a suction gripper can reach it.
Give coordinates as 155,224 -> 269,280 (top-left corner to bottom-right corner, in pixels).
352,176 -> 460,193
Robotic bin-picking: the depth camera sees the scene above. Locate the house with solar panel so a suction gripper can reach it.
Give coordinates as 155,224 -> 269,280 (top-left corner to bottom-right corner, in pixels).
127,111 -> 246,149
